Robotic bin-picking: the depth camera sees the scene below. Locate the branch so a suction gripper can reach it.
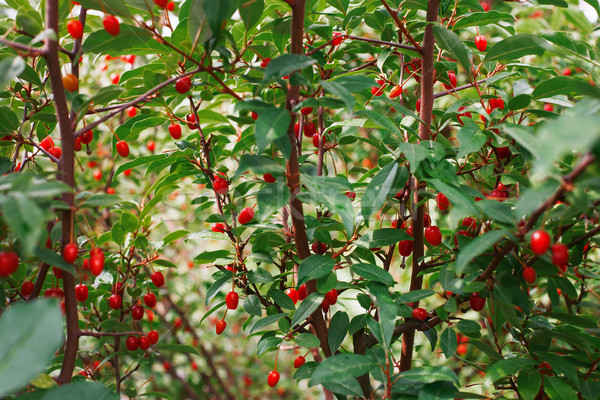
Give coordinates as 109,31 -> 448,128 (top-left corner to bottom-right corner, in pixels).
79,330 -> 141,338
433,77 -> 490,99
0,38 -> 45,56
380,0 -> 422,53
346,35 -> 419,52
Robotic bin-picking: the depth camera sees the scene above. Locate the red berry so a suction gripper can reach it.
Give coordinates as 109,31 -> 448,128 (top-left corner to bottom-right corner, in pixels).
213,177 -> 228,194
325,289 -> 338,305
63,243 -> 78,263
551,244 -> 569,266
169,124 -> 182,140
423,213 -> 431,228
166,1 -> 176,10
412,307 -> 428,320
0,251 -> 19,277
398,240 -> 413,257
424,226 -> 442,246
125,336 -> 139,351
126,106 -> 137,118
294,356 -> 305,368
90,254 -> 104,276
146,140 -> 155,152
154,0 -> 168,7
67,19 -> 83,39
297,284 -> 307,301
454,230 -> 471,246
260,57 -> 271,68
212,223 -> 225,233
462,217 -> 477,230
48,146 -> 62,161
124,169 -> 132,176
489,97 -> 505,111
304,121 -> 317,137
116,140 -> 129,157
175,76 -> 192,94
562,67 -> 572,76
74,283 -> 88,302
301,107 -> 313,115
186,113 -> 198,129
522,267 -> 536,284
474,35 -> 487,52
238,207 -> 255,225
436,193 -> 450,211
108,294 -> 122,309
443,71 -> 457,90
53,267 -> 63,279
226,291 -> 239,310
103,15 -> 120,36
62,73 -> 79,92
21,281 -> 34,298
251,111 -> 258,120
148,330 -> 159,344
267,370 -> 280,387
139,336 -> 151,350
311,241 -> 327,254
131,305 -> 144,320
74,137 -> 82,152
371,86 -> 384,96
389,84 -> 403,98
416,99 -> 421,113
263,173 -> 276,183
151,271 -> 165,287
345,191 -> 356,200
470,292 -> 486,311
332,32 -> 344,46
80,130 -> 93,144
144,292 -> 157,308
216,319 -> 226,335
40,136 -> 54,151
285,288 -> 299,304
456,106 -> 472,125
530,230 -> 551,255
312,133 -> 322,148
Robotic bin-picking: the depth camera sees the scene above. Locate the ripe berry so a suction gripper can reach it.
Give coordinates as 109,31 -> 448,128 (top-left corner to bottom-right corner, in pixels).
212,223 -> 225,233
126,106 -> 137,118
131,305 -> 144,320
389,84 -> 403,98
470,292 -> 486,311
562,67 -> 572,76
301,107 -> 313,115
21,281 -> 34,298
169,123 -> 182,139
303,121 -> 317,137
398,240 -> 413,257
103,15 -> 120,36
294,356 -> 305,368
175,76 -> 192,94
297,284 -> 307,301
456,106 -> 472,125
48,146 -> 62,161
263,173 -> 276,183
125,336 -> 139,351
489,97 -> 505,111
144,292 -> 157,308
371,86 -> 384,96
0,251 -> 19,277
412,307 -> 428,320
216,319 -> 227,335
90,254 -> 104,276
110,73 -> 120,84
108,294 -> 122,309
424,226 -> 442,246
285,288 -> 299,304
80,130 -> 93,144
474,35 -> 487,52
522,267 -> 536,284
146,140 -> 156,152
312,133 -> 324,148
332,32 -> 344,46
148,330 -> 159,344
462,217 -> 477,230
154,0 -> 168,7
151,271 -> 165,287
116,140 -> 129,157
345,191 -> 356,200
186,113 -> 197,129
251,111 -> 258,120
74,137 -> 82,151
443,71 -> 457,90
238,207 -> 255,225
62,73 -> 79,92
416,98 -> 421,113
166,1 -> 176,10
436,193 -> 450,211
213,177 -> 228,194
530,230 -> 551,255
226,291 -> 239,310
40,136 -> 54,151
267,370 -> 280,387
260,57 -> 271,68
325,289 -> 338,306
63,243 -> 78,263
67,19 -> 83,39
139,336 -> 151,350
73,283 -> 88,302
551,244 -> 569,266
423,213 -> 431,228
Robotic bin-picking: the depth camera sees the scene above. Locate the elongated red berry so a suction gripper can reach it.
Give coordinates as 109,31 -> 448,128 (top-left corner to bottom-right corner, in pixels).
238,207 -> 254,225
75,284 -> 88,302
294,356 -> 305,368
412,307 -> 428,320
424,226 -> 442,246
63,243 -> 78,263
470,292 -> 486,311
116,140 -> 129,157
225,291 -> 239,310
175,76 -> 192,94
285,288 -> 299,304
151,271 -> 165,287
522,267 -> 536,284
551,244 -> 569,266
103,15 -> 120,36
67,19 -> 83,39
144,292 -> 157,308
216,319 -> 226,335
475,35 -> 487,52
169,123 -> 182,139
267,370 -> 280,387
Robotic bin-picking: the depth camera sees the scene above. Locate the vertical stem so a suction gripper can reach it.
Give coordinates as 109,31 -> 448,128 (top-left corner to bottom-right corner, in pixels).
45,0 -> 78,383
399,0 -> 440,372
284,0 -> 332,358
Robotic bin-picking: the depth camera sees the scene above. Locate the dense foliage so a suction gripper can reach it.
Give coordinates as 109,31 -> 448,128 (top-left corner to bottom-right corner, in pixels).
1,0 -> 600,398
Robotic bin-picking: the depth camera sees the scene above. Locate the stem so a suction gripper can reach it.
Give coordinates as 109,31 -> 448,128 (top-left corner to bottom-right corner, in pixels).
44,0 -> 78,384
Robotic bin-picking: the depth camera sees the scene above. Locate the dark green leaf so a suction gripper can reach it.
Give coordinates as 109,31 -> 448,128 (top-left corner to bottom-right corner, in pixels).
254,107 -> 290,153
298,255 -> 336,286
517,369 -> 541,400
263,54 -> 317,81
296,333 -> 320,348
440,328 -> 457,358
243,294 -> 262,316
452,11 -> 515,30
40,381 -> 119,400
486,358 -> 536,383
268,288 -> 296,310
361,162 -> 403,221
356,228 -> 412,248
432,25 -> 471,72
0,57 -> 26,89
545,377 -> 577,400
249,313 -> 287,334
239,0 -> 264,31
328,311 -> 349,353
3,194 -> 45,256
291,292 -> 323,327
309,354 -> 377,386
155,344 -> 200,356
483,34 -> 548,63
352,263 -> 395,286
454,230 -> 508,273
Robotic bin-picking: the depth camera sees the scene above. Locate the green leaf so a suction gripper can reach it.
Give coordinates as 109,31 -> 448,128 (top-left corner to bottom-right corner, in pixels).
532,76 -> 600,100
257,334 -> 282,357
204,0 -> 235,37
321,80 -> 356,112
155,343 -> 201,356
291,292 -> 323,327
296,333 -> 320,348
76,0 -> 131,16
3,193 -> 45,256
0,107 -> 20,135
357,110 -> 402,136
0,300 -> 63,396
361,162 -> 404,222
301,175 -> 355,235
440,328 -> 457,358
243,294 -> 262,316
40,381 -> 119,400
188,0 -> 212,44
249,313 -> 287,334
432,25 -> 471,72
233,154 -> 285,180
114,154 -> 168,177
517,369 -> 541,400
400,366 -> 459,385
452,11 -> 515,30
205,273 -> 230,305
352,263 -> 395,286
427,179 -> 478,214
397,290 -> 436,304
268,288 -> 296,310
486,358 -> 536,383
368,283 -> 396,349
356,228 -> 411,249
257,181 -> 289,221
417,381 -> 457,400
544,377 -> 578,400
254,107 -> 291,153
298,255 -> 336,286
309,354 -> 377,386
454,230 -> 508,274
79,194 -> 120,208
81,25 -> 159,55
0,57 -> 26,90
328,311 -> 349,353
483,34 -> 548,63
239,0 -> 264,31
325,0 -> 349,13
195,250 -> 231,264
263,54 -> 317,81
33,247 -> 76,276
162,230 -> 188,245
477,200 -> 515,225
457,123 -> 487,159
544,312 -> 598,329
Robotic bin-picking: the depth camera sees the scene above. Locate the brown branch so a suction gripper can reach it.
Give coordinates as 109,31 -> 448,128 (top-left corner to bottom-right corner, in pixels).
347,35 -> 419,52
79,330 -> 141,338
380,0 -> 422,53
0,38 -> 45,56
433,77 -> 490,99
